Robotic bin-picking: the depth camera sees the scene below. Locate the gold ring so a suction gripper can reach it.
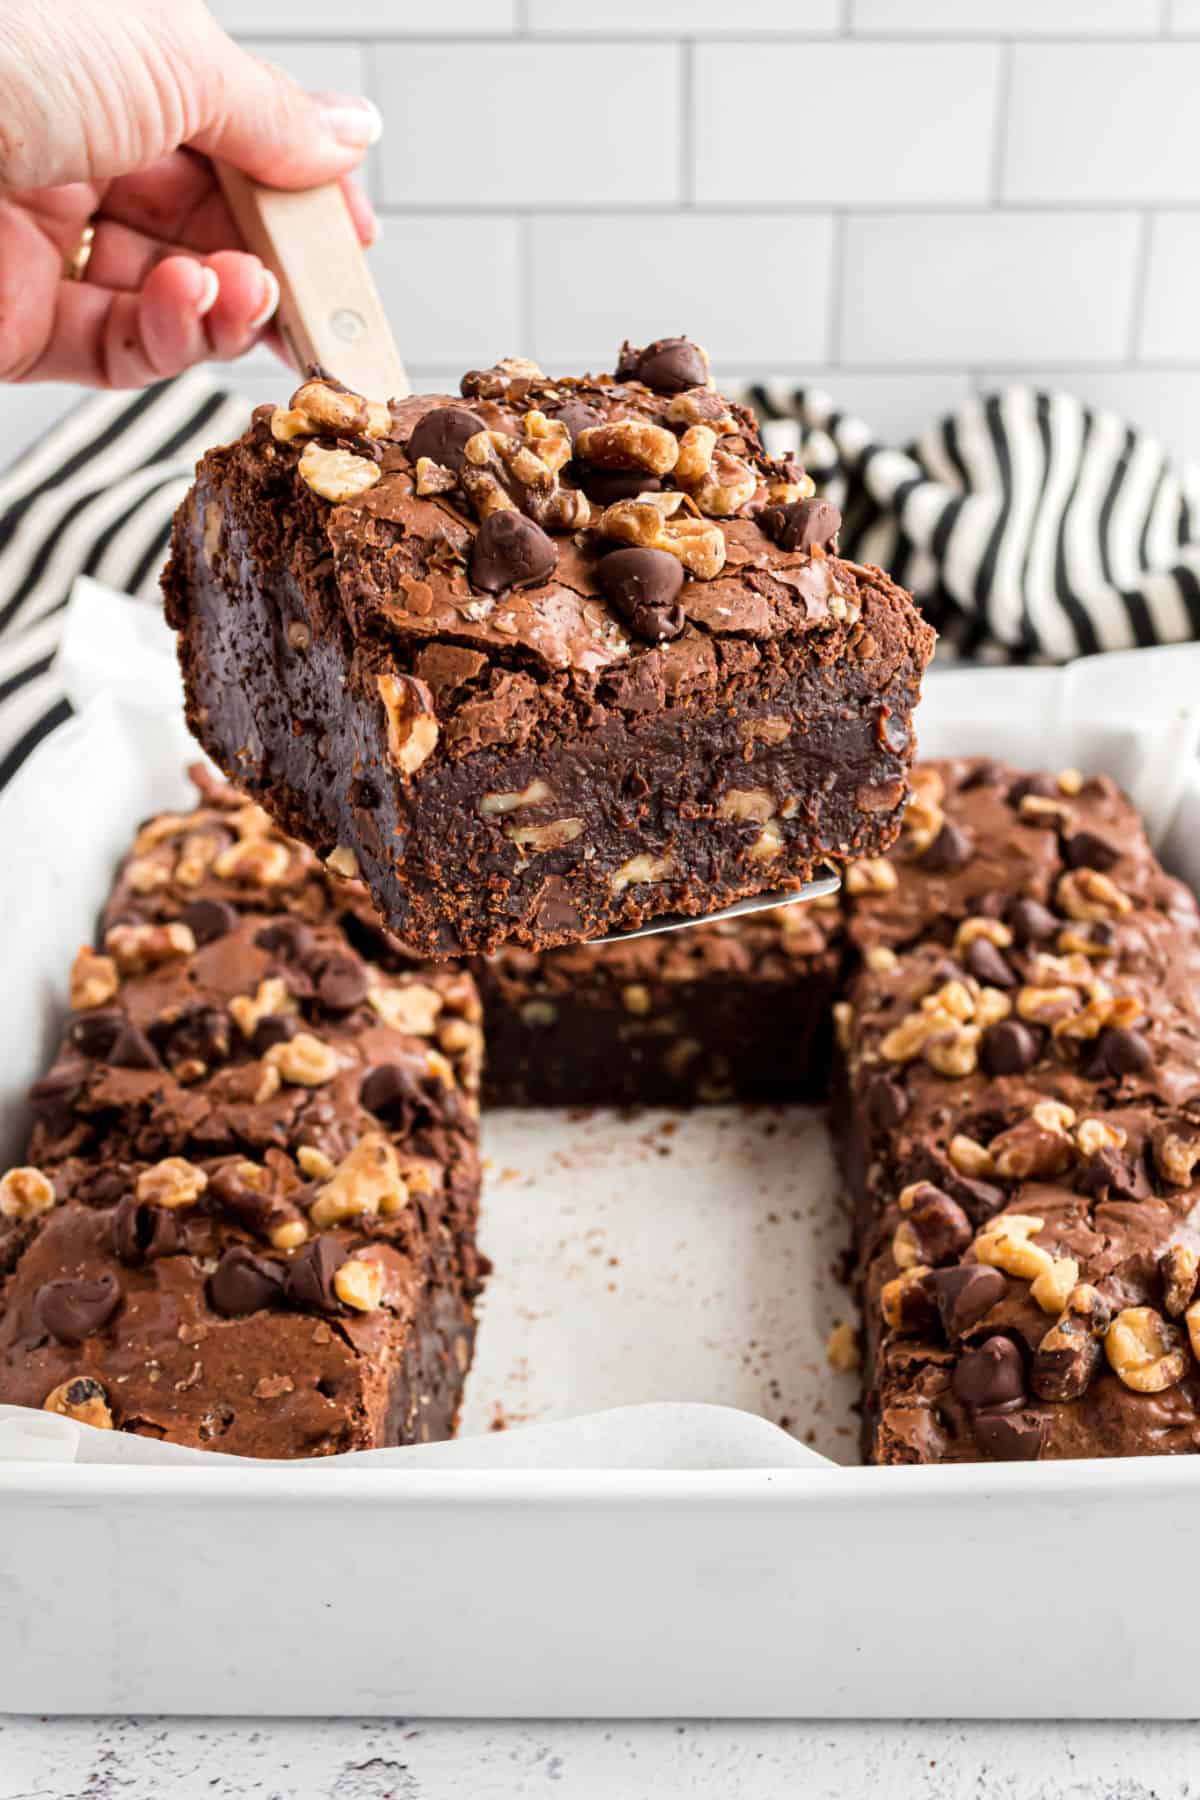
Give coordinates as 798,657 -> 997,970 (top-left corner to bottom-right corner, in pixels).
63,222 -> 96,283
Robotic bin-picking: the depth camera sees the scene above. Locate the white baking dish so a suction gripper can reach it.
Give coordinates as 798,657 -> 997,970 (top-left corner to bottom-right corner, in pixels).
3,587 -> 1200,1718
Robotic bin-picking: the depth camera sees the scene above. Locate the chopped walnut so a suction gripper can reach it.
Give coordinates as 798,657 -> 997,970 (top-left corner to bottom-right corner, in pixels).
1160,1243 -> 1200,1317
1074,1117 -> 1127,1158
333,1256 -> 384,1313
0,1166 -> 56,1221
880,1264 -> 933,1331
310,1133 -> 407,1229
576,418 -> 679,476
230,977 -> 295,1040
269,1218 -> 308,1251
845,858 -> 898,897
1057,869 -> 1132,923
948,1134 -> 996,1178
1016,983 -> 1080,1026
504,817 -> 584,852
213,836 -> 292,885
105,921 -> 195,974
1032,1283 -> 1109,1402
297,1146 -> 336,1181
70,946 -> 119,1010
325,845 -> 360,880
1018,793 -> 1074,826
975,987 -> 1013,1028
1052,985 -> 1141,1041
622,983 -> 652,1016
462,414 -> 590,531
923,1024 -> 980,1078
665,391 -> 739,431
136,1157 -> 208,1210
297,441 -> 382,504
174,830 -> 223,887
264,1032 -> 341,1086
1105,1306 -> 1188,1393
1030,1255 -> 1080,1315
594,491 -> 726,581
610,851 -> 675,894
826,1320 -> 860,1372
955,917 -> 1013,952
43,1376 -> 113,1430
272,377 -> 391,443
672,426 -> 758,516
974,1212 -> 1053,1282
832,1001 -> 853,1052
480,779 -> 554,816
990,1115 -> 1075,1181
369,981 -> 444,1036
1152,1125 -> 1200,1188
377,671 -> 439,776
865,945 -> 899,974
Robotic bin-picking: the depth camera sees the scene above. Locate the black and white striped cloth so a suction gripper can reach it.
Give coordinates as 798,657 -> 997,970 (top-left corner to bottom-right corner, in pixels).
2,371 -> 1199,787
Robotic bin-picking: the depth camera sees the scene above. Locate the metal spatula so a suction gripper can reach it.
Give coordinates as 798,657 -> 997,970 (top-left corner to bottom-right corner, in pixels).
215,170 -> 841,941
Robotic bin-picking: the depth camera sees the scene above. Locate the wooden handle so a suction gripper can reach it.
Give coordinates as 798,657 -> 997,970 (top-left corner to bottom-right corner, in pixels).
216,165 -> 410,401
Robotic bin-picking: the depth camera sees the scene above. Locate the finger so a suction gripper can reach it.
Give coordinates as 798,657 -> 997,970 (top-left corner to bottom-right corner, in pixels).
190,40 -> 382,187
27,256 -> 219,388
197,251 -> 279,362
98,155 -> 379,257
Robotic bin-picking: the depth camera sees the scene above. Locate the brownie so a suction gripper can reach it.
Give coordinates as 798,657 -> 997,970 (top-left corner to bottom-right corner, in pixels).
163,339 -> 934,957
836,758 -> 1200,1463
477,898 -> 841,1107
0,771 -> 485,1459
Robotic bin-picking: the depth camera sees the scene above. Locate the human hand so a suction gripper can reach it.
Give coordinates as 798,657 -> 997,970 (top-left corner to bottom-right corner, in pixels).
0,0 -> 380,387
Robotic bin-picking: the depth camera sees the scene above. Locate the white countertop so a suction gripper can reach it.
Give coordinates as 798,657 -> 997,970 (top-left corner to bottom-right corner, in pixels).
3,1715 -> 1199,1798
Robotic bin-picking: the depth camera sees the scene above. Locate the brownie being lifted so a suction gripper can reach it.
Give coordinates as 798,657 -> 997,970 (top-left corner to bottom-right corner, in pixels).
165,338 -> 935,956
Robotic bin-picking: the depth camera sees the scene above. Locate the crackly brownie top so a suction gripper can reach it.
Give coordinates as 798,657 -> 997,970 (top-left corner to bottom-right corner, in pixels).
0,770 -> 484,1453
229,338 -> 922,700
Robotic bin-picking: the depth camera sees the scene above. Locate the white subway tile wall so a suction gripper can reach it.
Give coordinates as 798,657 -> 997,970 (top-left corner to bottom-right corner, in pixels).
14,0 -> 1200,473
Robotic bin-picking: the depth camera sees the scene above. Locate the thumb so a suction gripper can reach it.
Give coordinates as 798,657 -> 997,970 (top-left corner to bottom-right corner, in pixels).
189,41 -> 381,188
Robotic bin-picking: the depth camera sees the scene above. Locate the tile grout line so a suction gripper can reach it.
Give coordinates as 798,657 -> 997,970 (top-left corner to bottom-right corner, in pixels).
517,213 -> 535,364
826,214 -> 847,369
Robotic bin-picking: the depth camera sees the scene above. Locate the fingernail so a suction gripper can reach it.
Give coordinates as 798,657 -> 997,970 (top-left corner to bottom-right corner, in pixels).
318,95 -> 383,149
248,268 -> 280,332
195,266 -> 219,318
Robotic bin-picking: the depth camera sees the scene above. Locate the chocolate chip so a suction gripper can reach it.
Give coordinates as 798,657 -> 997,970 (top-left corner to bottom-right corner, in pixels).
164,1007 -> 230,1069
864,1073 -> 908,1132
1099,1025 -> 1154,1078
1062,829 -> 1121,872
1006,896 -> 1058,945
255,918 -> 312,960
920,821 -> 973,872
252,1015 -> 299,1055
923,1264 -> 1007,1339
980,1019 -> 1040,1077
106,1021 -> 162,1070
181,898 -> 239,945
35,1273 -> 121,1346
952,1335 -> 1027,1412
111,1194 -> 182,1266
285,1236 -> 347,1314
469,512 -> 557,595
209,1246 -> 286,1318
1076,1142 -> 1149,1203
308,949 -> 369,1013
758,498 -> 842,554
361,1061 -> 430,1133
552,401 -> 602,445
596,547 -> 685,644
965,937 -> 1015,989
28,1063 -> 86,1115
1008,773 -> 1059,807
960,759 -> 1008,790
406,405 -> 487,474
904,1187 -> 973,1266
615,336 -> 709,394
972,1410 -> 1047,1462
68,1007 -> 124,1059
578,468 -> 663,507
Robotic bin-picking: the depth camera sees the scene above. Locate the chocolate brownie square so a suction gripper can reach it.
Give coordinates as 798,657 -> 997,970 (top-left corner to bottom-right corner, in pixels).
164,339 -> 934,957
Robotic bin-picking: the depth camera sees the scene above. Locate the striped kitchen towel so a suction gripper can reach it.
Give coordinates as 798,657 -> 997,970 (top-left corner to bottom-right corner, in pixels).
2,370 -> 1200,786
748,383 -> 1200,665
